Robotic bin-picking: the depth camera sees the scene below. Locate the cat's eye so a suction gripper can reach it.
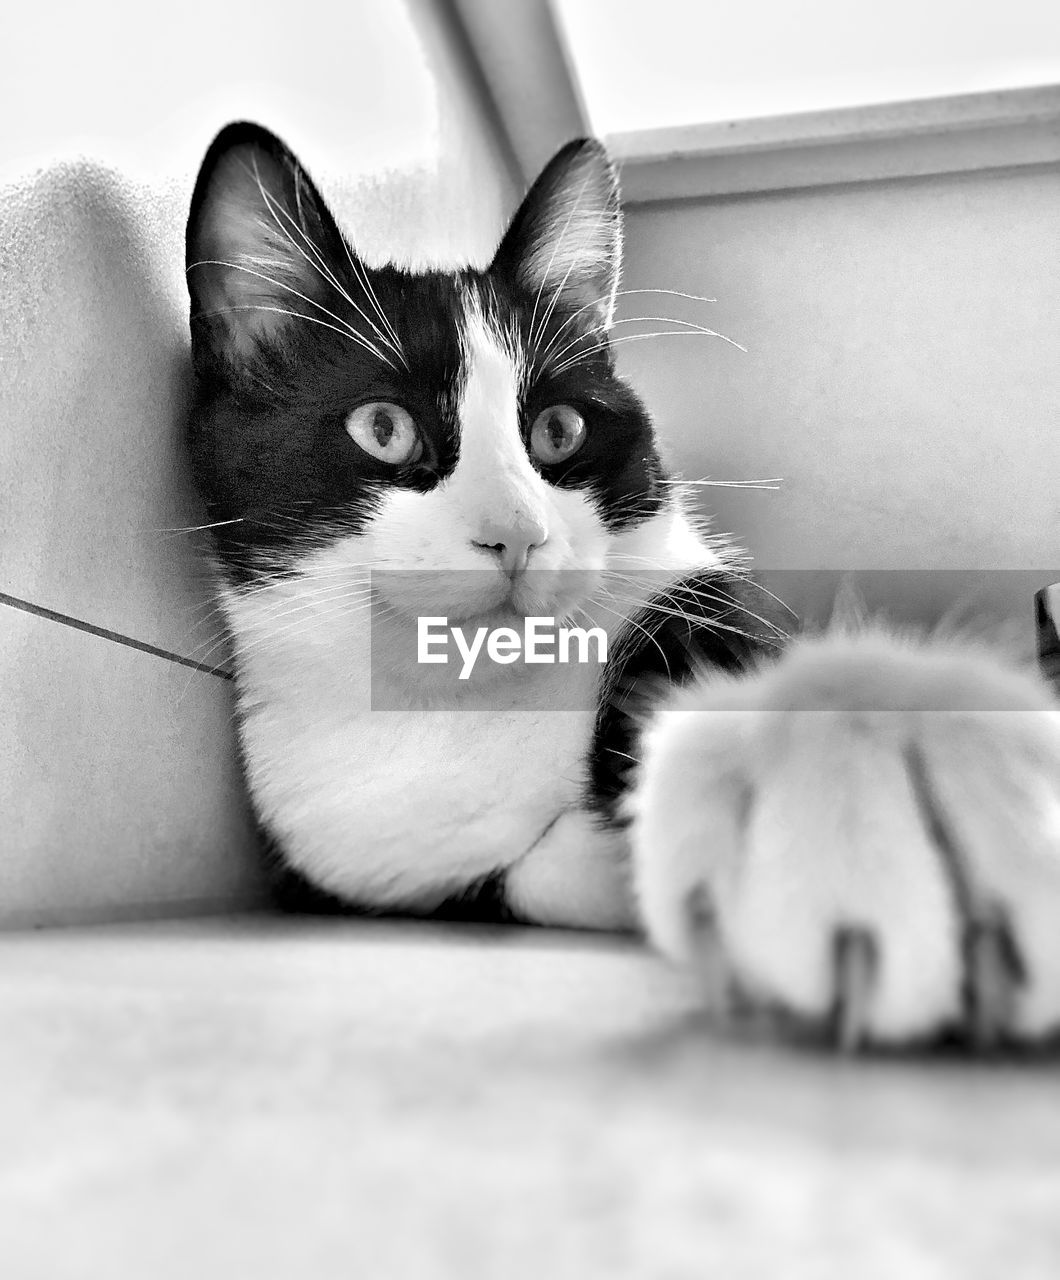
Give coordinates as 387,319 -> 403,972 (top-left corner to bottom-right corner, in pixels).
529,405 -> 586,465
346,401 -> 422,466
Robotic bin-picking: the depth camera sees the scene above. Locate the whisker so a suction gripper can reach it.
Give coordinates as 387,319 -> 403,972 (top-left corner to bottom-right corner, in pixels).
151,518 -> 248,539
189,254 -> 394,368
189,250 -> 370,353
533,184 -> 611,355
245,154 -> 404,364
552,327 -> 747,376
340,238 -> 406,367
252,171 -> 407,369
590,589 -> 676,683
614,287 -> 719,306
534,292 -> 619,368
220,592 -> 380,666
602,571 -> 788,646
658,477 -> 784,491
181,573 -> 377,668
534,286 -> 721,372
544,315 -> 741,375
612,565 -> 793,637
527,169 -> 597,355
735,575 -> 801,624
195,301 -> 393,361
604,551 -> 799,627
602,588 -> 768,648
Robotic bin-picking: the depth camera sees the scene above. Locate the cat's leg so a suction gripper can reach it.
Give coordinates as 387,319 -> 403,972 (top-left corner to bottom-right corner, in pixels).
629,630 -> 1060,1047
505,810 -> 636,930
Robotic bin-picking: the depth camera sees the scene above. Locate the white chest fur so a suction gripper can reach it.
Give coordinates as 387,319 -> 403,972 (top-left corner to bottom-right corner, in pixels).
220,507 -> 721,911
223,580 -> 608,909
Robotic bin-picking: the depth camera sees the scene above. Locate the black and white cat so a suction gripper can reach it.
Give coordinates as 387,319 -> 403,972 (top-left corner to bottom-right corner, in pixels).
185,123 -> 1060,1049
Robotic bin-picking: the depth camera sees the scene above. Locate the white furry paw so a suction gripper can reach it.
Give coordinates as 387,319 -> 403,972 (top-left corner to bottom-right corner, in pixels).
629,631 -> 1060,1050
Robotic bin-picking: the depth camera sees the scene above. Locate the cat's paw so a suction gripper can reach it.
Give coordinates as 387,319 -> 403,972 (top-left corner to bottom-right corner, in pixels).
629,631 -> 1060,1049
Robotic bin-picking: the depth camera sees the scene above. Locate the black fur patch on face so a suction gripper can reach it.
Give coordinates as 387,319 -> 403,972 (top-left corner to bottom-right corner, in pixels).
186,123 -> 476,585
587,572 -> 793,823
476,272 -> 667,533
186,272 -> 476,586
187,266 -> 475,585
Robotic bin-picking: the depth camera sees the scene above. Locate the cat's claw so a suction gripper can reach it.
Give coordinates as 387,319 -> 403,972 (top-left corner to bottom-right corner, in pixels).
830,926 -> 877,1054
962,910 -> 1026,1051
906,740 -> 1029,1049
827,914 -> 1025,1053
630,631 -> 1060,1052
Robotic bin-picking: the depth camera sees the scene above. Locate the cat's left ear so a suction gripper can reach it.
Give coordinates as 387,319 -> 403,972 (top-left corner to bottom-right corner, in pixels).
185,122 -> 349,361
491,138 -> 622,329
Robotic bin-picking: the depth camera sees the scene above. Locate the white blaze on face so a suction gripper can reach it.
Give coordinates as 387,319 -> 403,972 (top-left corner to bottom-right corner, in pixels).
451,295 -> 545,538
344,286 -> 611,624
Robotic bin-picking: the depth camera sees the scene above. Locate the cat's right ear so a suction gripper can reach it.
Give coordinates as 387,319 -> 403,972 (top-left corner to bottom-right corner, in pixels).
490,138 -> 622,330
185,122 -> 346,360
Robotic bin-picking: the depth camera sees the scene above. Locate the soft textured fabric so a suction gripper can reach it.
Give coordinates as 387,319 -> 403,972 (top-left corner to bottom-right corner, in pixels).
0,162 -> 265,926
1,918 -> 1057,1278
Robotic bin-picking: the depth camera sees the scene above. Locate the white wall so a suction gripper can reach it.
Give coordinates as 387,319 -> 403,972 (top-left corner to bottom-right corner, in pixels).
618,164 -> 1060,624
2,0 -> 518,261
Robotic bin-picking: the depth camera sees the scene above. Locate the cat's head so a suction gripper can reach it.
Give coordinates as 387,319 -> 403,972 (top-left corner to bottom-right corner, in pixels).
185,122 -> 664,624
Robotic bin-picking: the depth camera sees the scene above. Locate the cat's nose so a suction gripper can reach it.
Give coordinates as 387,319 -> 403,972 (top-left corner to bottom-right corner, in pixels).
472,517 -> 547,575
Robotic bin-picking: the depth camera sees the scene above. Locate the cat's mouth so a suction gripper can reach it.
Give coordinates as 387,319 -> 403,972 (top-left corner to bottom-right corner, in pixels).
442,592 -> 549,630
372,566 -> 601,629
463,568 -> 598,626
460,601 -> 531,629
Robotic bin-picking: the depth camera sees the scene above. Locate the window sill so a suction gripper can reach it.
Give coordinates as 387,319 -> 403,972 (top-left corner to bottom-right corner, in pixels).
611,84 -> 1060,203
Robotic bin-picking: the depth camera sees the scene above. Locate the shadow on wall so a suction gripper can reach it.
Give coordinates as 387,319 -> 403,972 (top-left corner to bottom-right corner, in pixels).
0,159 -> 263,928
0,160 -> 222,645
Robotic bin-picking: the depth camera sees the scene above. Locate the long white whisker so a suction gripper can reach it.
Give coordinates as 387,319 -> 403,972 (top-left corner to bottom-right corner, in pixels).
658,477 -> 784,491
614,287 -> 720,305
534,295 -> 608,370
189,256 -> 374,349
195,300 -> 394,361
604,562 -> 792,636
601,585 -> 769,648
527,169 -> 597,355
553,327 -> 747,376
253,174 -> 407,368
152,518 -> 247,539
734,576 -> 801,624
591,590 -> 676,683
245,155 -> 404,364
535,287 -> 721,372
219,590 -> 381,667
545,315 -> 740,375
341,238 -> 406,366
533,182 -> 610,356
602,572 -> 789,646
604,566 -> 775,633
236,589 -> 376,635
603,552 -> 795,630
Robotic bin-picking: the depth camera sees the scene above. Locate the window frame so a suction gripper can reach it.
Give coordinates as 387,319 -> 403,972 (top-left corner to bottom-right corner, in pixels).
448,0 -> 1060,204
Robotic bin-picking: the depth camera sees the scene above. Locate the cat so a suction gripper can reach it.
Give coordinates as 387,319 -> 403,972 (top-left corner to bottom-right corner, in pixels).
184,122 -> 1060,1051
